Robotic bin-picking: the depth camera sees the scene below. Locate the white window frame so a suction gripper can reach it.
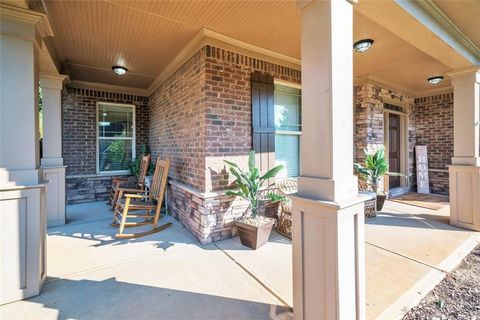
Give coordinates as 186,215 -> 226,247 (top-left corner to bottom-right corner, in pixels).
273,80 -> 302,179
96,102 -> 136,175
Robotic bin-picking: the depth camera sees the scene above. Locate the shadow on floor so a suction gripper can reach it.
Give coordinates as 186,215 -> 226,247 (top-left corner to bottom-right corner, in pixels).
4,277 -> 292,320
368,211 -> 470,232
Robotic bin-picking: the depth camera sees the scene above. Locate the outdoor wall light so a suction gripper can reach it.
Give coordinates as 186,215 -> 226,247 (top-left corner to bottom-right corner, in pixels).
112,66 -> 127,76
353,39 -> 374,53
427,76 -> 444,85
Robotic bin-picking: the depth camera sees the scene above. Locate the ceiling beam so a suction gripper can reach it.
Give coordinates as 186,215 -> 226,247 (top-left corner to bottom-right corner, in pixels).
355,0 -> 476,70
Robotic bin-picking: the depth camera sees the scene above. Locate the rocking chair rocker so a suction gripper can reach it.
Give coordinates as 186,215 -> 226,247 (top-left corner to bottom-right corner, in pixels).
111,157 -> 171,239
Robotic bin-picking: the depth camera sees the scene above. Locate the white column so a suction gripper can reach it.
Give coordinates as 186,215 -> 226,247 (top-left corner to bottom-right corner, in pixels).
448,68 -> 480,231
40,74 -> 67,167
291,1 -> 365,319
0,3 -> 51,304
40,74 -> 67,227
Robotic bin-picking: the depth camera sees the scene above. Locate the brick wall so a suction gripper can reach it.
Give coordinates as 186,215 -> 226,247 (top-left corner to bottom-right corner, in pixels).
149,45 -> 300,243
204,45 -> 301,192
353,83 -> 416,191
414,93 -> 454,195
149,50 -> 206,192
62,87 -> 149,203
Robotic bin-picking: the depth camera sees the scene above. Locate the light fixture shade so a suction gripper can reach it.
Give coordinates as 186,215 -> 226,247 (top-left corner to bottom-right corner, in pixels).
353,39 -> 374,53
427,76 -> 444,85
112,66 -> 127,76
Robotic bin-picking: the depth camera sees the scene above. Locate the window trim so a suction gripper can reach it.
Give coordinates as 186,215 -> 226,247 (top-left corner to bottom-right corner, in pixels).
273,81 -> 302,179
96,102 -> 136,175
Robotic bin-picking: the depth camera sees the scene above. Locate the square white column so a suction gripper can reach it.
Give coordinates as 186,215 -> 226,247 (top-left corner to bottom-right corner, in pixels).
292,1 -> 365,319
40,74 -> 67,227
0,3 -> 51,303
40,74 -> 67,167
448,68 -> 480,231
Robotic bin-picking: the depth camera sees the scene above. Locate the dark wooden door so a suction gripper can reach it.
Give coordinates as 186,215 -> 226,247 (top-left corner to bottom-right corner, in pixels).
388,113 -> 401,189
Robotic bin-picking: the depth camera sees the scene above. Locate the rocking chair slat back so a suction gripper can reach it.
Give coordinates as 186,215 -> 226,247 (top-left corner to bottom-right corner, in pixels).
149,157 -> 170,202
138,154 -> 151,185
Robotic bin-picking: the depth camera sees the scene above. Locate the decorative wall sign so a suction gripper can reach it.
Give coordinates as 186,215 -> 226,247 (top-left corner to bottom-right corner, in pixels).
415,146 -> 430,194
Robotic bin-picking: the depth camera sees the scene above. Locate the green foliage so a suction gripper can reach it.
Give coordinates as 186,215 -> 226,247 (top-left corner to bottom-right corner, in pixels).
266,193 -> 288,204
354,146 -> 403,193
224,151 -> 284,218
127,144 -> 151,177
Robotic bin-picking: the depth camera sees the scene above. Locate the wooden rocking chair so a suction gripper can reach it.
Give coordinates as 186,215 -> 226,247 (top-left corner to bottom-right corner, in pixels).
109,154 -> 151,209
111,157 -> 172,239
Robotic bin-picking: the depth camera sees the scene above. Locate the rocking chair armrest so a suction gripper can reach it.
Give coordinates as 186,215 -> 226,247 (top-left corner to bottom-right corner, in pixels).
124,193 -> 148,199
116,187 -> 146,194
112,177 -> 129,183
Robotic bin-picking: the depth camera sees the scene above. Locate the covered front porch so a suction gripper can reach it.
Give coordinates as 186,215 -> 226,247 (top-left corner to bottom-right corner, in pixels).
1,196 -> 478,320
1,0 -> 480,318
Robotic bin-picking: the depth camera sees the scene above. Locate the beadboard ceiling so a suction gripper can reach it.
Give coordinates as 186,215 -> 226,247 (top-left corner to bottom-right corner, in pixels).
39,0 -> 479,95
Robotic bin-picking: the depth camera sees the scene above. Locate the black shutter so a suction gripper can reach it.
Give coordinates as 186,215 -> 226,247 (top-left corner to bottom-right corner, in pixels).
251,72 -> 275,184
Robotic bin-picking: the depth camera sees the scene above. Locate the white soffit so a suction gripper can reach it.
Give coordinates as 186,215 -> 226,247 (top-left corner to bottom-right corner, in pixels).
394,0 -> 480,65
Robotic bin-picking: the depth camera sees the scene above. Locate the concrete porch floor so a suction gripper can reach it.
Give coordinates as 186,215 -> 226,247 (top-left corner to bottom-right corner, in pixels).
1,196 -> 479,320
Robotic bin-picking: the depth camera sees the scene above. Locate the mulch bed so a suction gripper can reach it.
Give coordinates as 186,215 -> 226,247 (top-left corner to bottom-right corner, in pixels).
403,244 -> 480,319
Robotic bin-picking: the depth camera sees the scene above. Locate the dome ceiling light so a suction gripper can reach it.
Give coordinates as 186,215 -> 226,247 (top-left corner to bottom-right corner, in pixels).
353,39 -> 374,53
112,66 -> 128,76
427,76 -> 444,85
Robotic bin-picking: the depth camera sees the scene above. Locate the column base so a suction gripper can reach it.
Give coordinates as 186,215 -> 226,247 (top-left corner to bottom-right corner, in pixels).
0,168 -> 40,187
40,165 -> 66,227
451,156 -> 480,166
0,184 -> 47,304
449,165 -> 480,231
40,157 -> 64,167
290,194 -> 365,320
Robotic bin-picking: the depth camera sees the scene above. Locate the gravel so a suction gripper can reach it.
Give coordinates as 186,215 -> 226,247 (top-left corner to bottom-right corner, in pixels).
403,244 -> 480,320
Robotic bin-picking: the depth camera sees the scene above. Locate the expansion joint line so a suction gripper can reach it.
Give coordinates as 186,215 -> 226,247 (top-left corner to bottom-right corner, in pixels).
213,242 -> 292,309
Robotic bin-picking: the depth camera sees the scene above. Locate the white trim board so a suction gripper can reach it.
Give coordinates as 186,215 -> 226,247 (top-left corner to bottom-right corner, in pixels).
146,28 -> 301,95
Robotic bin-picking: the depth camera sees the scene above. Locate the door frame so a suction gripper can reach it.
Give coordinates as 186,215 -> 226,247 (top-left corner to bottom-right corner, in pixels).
383,101 -> 409,192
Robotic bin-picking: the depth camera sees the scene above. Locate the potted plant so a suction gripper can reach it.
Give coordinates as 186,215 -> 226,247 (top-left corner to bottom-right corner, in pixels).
354,147 -> 403,211
224,151 -> 286,249
127,144 -> 154,177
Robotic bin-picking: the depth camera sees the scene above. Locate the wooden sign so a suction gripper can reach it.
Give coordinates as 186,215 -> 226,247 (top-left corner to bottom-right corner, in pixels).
415,146 -> 430,194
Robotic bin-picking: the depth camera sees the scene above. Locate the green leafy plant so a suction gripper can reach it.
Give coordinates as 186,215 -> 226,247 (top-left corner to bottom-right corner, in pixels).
127,144 -> 151,177
354,146 -> 403,193
224,151 -> 285,218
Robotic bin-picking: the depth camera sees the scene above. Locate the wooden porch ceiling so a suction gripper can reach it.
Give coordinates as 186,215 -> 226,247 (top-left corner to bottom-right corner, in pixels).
37,0 -> 480,96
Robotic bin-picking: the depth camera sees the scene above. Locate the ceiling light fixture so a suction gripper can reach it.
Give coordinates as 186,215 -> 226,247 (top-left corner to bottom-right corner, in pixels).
353,39 -> 374,53
112,66 -> 127,76
427,76 -> 444,85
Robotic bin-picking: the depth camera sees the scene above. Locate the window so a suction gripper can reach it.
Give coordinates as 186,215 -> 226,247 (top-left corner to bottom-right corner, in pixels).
96,103 -> 135,174
274,84 -> 301,179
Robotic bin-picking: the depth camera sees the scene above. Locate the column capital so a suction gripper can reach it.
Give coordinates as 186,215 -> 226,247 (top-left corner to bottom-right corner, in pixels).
296,0 -> 356,11
0,3 -> 53,48
447,66 -> 480,82
39,73 -> 69,90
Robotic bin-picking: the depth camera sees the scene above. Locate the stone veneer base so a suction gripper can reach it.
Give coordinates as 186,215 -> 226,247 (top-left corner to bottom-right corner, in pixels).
66,174 -> 135,205
168,181 -> 250,244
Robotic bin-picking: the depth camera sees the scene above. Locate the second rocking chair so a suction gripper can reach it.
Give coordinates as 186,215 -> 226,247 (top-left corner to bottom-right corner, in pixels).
112,157 -> 171,239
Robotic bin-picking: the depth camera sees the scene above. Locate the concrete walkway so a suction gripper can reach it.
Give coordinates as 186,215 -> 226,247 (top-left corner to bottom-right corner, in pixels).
1,198 -> 479,320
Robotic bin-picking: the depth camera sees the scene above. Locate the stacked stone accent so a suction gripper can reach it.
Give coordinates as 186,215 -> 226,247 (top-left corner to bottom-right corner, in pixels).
149,45 -> 300,243
66,174 -> 135,204
62,87 -> 149,204
353,83 -> 416,190
168,181 -> 249,243
414,92 -> 454,195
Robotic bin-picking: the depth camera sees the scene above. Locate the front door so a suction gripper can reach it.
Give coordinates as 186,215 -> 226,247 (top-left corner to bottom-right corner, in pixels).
388,113 -> 401,189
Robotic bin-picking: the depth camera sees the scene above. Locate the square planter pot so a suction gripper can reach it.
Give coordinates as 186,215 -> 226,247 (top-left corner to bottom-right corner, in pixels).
376,193 -> 387,211
235,218 -> 275,250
